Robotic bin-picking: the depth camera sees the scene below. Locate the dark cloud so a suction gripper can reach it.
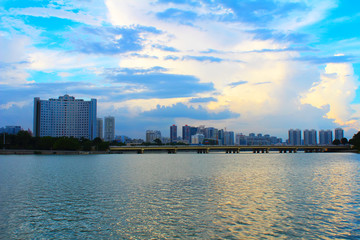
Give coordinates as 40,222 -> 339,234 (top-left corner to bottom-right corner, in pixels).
294,55 -> 356,64
254,81 -> 271,85
141,103 -> 239,120
249,29 -> 310,43
244,46 -> 317,53
156,8 -> 197,24
152,44 -> 179,52
69,25 -> 162,55
183,55 -> 223,62
164,55 -> 180,60
156,0 -> 200,6
155,0 -> 308,28
189,97 -> 217,103
105,69 -> 214,99
228,81 -> 248,87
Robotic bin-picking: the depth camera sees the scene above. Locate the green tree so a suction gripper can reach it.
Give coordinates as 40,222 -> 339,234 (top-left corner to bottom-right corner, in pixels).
332,139 -> 340,145
349,132 -> 360,151
53,137 -> 81,150
36,136 -> 57,150
340,137 -> 348,145
15,131 -> 33,149
154,138 -> 162,145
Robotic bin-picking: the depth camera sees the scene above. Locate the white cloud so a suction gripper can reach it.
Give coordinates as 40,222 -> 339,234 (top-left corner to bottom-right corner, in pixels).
301,62 -> 360,129
0,101 -> 30,110
103,0 -> 357,138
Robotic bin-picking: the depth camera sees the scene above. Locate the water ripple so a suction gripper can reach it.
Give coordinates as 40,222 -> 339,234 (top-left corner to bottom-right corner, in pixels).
1,153 -> 360,239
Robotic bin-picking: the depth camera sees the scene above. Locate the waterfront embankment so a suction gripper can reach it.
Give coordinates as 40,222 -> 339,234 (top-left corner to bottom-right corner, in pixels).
0,150 -> 109,155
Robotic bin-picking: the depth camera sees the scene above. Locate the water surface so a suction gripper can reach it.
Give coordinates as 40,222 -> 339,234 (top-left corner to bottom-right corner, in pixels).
1,153 -> 360,239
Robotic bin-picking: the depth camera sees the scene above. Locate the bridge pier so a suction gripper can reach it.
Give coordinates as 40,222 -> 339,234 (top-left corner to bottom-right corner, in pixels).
168,149 -> 177,154
197,149 -> 208,154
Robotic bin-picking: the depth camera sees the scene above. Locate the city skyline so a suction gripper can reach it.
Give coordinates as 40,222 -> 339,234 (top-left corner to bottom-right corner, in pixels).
1,0 -> 360,139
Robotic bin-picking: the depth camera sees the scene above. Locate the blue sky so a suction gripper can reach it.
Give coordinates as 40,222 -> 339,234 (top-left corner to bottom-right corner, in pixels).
0,0 -> 359,139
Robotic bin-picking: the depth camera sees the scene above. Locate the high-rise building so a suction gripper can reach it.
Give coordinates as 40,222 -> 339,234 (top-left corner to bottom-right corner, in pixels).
104,116 -> 115,142
319,130 -> 333,145
224,131 -> 235,145
146,130 -> 161,143
288,129 -> 301,145
304,129 -> 317,145
33,94 -> 97,139
182,125 -> 191,143
334,128 -> 344,140
97,118 -> 103,139
218,129 -> 225,145
170,124 -> 177,143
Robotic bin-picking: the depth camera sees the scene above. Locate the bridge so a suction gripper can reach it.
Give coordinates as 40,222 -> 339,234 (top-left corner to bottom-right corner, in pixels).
109,145 -> 351,154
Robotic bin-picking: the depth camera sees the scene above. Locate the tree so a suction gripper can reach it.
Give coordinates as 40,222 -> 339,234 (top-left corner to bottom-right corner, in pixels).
53,137 -> 80,150
15,131 -> 33,149
349,132 -> 360,151
340,138 -> 348,145
154,138 -> 162,145
332,139 -> 340,145
35,136 -> 56,150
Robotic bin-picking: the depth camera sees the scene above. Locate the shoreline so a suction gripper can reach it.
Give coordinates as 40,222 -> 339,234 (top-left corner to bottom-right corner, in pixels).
0,149 -> 357,155
0,149 -> 109,155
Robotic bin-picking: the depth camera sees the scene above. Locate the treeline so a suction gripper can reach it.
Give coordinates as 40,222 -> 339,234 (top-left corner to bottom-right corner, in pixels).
0,131 -> 114,151
349,131 -> 360,151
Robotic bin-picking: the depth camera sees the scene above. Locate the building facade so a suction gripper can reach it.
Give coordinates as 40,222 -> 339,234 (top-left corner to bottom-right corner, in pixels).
104,116 -> 115,142
334,128 -> 344,140
182,125 -> 191,143
191,134 -> 204,145
288,129 -> 301,145
319,130 -> 333,145
146,130 -> 161,143
304,129 -> 317,145
170,125 -> 177,143
0,126 -> 22,135
97,118 -> 103,140
33,95 -> 97,139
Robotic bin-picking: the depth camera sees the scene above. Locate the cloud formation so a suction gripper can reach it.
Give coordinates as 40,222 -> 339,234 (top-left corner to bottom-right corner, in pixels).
0,0 -> 359,139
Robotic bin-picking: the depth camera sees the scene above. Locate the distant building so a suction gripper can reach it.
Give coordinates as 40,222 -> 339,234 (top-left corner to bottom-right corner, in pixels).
97,118 -> 103,140
33,94 -> 97,139
104,116 -> 115,142
319,130 -> 333,145
334,128 -> 344,140
288,129 -> 301,145
218,129 -> 225,145
170,125 -> 177,143
304,129 -> 317,145
182,125 -> 191,143
236,133 -> 247,145
191,134 -> 204,145
224,131 -> 235,145
146,130 -> 161,143
0,126 -> 22,135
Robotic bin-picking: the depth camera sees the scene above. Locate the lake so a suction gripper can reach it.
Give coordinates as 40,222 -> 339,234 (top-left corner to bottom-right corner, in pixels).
1,153 -> 360,239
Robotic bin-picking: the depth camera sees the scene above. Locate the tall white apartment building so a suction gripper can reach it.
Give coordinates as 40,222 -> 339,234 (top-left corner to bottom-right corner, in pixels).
104,116 -> 115,142
33,94 -> 97,139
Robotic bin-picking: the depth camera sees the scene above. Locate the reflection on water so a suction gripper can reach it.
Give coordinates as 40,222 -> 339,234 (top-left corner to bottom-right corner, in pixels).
0,153 -> 360,239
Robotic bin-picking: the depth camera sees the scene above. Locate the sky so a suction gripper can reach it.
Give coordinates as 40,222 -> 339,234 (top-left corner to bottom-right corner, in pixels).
0,0 -> 359,139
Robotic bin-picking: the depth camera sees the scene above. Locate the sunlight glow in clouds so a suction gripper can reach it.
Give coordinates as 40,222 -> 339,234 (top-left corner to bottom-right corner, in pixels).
0,0 -> 359,138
